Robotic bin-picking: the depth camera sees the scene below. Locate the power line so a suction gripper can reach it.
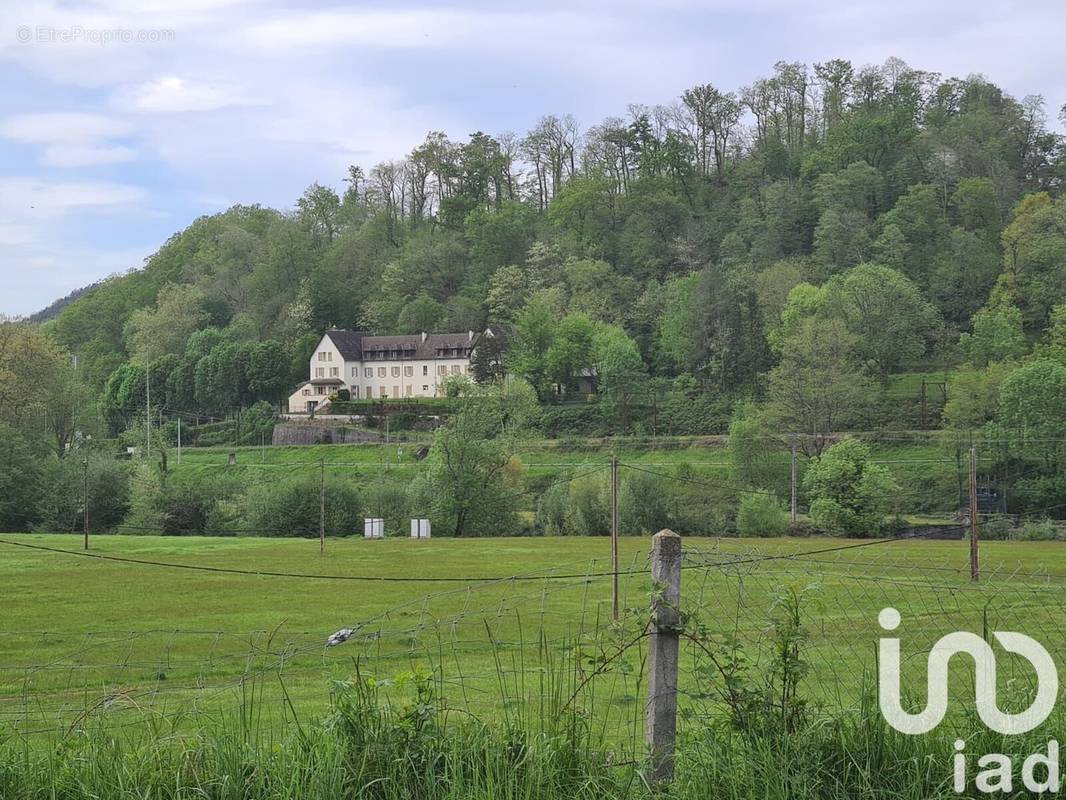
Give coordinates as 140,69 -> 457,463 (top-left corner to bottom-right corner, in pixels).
0,537 -> 639,584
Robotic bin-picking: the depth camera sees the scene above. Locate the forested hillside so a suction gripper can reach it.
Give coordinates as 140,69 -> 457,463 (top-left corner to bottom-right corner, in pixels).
4,56 -> 1066,533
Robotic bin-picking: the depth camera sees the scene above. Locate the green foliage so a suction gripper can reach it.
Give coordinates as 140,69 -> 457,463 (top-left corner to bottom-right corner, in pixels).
619,469 -> 669,535
420,381 -> 537,536
0,423 -> 46,531
736,492 -> 789,538
728,404 -> 785,492
535,481 -> 570,535
245,473 -> 363,537
961,305 -> 1026,366
36,454 -> 131,534
803,438 -> 897,535
991,359 -> 1066,470
566,472 -> 610,536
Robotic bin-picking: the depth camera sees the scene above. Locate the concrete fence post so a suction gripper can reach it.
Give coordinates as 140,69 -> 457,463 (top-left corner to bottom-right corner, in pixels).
645,528 -> 681,787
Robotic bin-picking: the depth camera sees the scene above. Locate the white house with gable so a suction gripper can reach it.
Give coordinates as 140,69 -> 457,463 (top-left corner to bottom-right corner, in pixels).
287,328 -> 505,414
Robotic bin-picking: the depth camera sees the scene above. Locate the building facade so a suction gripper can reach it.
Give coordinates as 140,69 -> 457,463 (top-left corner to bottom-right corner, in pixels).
287,328 -> 498,413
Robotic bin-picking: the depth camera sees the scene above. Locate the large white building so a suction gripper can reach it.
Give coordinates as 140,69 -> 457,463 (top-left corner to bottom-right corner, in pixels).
287,328 -> 501,414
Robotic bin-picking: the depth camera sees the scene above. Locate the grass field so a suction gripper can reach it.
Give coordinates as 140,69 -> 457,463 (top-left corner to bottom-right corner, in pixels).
3,531 -> 1066,746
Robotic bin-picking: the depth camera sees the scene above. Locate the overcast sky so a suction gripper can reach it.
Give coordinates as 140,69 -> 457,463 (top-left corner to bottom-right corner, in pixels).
2,0 -> 1065,316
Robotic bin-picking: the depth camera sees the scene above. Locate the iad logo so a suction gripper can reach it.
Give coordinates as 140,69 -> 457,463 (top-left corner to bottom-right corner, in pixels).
877,607 -> 1061,794
878,607 -> 1058,735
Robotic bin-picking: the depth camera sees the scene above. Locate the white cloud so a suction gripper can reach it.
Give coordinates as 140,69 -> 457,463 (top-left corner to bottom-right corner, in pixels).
0,113 -> 132,144
0,178 -> 146,216
240,9 -> 605,51
0,112 -> 139,167
116,76 -> 262,113
40,143 -> 139,166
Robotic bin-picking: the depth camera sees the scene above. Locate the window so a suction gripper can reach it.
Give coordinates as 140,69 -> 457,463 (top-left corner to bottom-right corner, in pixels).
422,385 -> 429,392
352,386 -> 360,398
438,365 -> 447,375
405,385 -> 412,396
379,385 -> 386,398
364,367 -> 372,378
393,384 -> 400,397
352,366 -> 359,377
302,388 -> 310,396
316,386 -> 326,395
422,365 -> 428,376
366,386 -> 373,398
378,367 -> 387,378
315,367 -> 324,377
391,366 -> 400,378
330,367 -> 339,377
450,364 -> 460,374
318,351 -> 332,362
318,352 -> 326,361
404,366 -> 413,377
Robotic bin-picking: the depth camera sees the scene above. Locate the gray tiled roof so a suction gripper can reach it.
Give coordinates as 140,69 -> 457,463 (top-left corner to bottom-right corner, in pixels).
325,330 -> 478,361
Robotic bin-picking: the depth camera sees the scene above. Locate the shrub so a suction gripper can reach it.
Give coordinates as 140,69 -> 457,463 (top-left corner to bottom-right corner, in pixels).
1020,518 -> 1060,541
364,479 -> 410,538
979,514 -> 1014,540
620,470 -> 669,535
245,474 -> 363,537
567,473 -> 610,535
737,492 -> 789,538
803,438 -> 897,536
36,454 -> 131,533
535,481 -> 570,535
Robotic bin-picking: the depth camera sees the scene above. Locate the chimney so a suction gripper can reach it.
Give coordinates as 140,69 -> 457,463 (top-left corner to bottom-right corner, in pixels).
421,331 -> 428,342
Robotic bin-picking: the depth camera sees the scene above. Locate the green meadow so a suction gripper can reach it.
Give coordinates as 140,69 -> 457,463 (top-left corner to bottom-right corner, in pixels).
2,532 -> 1064,744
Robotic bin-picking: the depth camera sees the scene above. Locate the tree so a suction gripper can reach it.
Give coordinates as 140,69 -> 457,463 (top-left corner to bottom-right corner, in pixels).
507,294 -> 559,399
996,193 -> 1066,331
470,334 -> 508,383
820,264 -> 940,376
296,183 -> 341,246
245,341 -> 291,407
803,438 -> 897,535
729,404 -> 786,492
0,423 -> 45,531
961,305 -> 1026,366
486,265 -> 537,323
396,294 -> 444,334
768,318 -> 872,456
0,321 -> 68,427
992,360 -> 1066,472
546,314 -> 596,396
422,380 -> 537,536
124,283 -> 210,359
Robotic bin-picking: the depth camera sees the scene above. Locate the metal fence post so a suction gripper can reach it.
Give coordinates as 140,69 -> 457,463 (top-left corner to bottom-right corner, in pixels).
645,528 -> 681,787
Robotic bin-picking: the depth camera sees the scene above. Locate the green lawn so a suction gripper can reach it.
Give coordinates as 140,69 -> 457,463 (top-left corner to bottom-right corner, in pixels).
3,533 -> 1064,745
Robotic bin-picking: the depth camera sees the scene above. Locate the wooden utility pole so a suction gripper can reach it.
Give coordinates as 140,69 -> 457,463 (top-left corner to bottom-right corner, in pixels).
611,455 -> 620,620
920,379 -> 928,430
790,444 -> 798,523
319,458 -> 326,554
82,458 -> 89,551
969,446 -> 979,582
176,417 -> 181,465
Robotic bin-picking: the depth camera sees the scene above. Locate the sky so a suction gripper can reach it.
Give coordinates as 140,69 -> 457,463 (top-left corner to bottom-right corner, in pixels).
2,0 -> 1065,316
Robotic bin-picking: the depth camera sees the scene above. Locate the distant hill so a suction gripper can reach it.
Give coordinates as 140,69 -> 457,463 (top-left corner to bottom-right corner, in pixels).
27,282 -> 101,324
